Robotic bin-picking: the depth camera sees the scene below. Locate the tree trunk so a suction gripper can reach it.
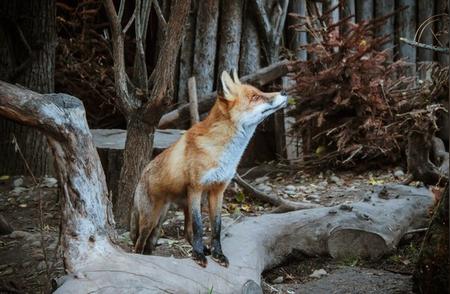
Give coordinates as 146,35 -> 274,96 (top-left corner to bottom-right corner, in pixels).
287,0 -> 308,60
375,0 -> 394,61
115,112 -> 155,228
216,0 -> 243,76
398,0 -> 417,76
0,0 -> 56,176
355,0 -> 373,22
436,0 -> 449,66
413,183 -> 449,293
177,0 -> 198,104
193,0 -> 219,97
239,0 -> 262,76
417,0 -> 435,62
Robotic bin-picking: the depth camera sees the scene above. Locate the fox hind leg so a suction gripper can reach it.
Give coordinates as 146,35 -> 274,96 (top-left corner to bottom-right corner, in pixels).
134,199 -> 165,254
144,203 -> 170,254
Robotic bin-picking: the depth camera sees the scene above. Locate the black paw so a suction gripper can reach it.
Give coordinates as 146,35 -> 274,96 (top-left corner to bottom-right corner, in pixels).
212,251 -> 229,267
203,245 -> 211,256
192,251 -> 208,267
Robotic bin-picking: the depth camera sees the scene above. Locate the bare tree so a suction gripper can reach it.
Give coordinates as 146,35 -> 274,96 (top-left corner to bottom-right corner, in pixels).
103,0 -> 191,227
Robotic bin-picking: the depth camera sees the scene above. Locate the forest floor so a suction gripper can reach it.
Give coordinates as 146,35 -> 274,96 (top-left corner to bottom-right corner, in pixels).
0,166 -> 427,293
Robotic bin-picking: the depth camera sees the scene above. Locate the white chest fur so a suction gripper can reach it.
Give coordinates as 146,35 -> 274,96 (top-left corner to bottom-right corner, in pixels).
200,125 -> 256,185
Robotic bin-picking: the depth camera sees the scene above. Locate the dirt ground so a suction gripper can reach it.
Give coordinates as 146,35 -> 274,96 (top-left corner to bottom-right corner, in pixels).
0,166 -> 426,293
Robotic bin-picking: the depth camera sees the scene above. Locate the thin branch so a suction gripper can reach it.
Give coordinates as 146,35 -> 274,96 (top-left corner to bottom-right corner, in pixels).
252,0 -> 272,45
123,11 -> 135,34
134,0 -> 149,93
153,0 -> 167,31
118,0 -> 126,21
103,0 -> 135,114
400,37 -> 449,54
233,174 -> 320,213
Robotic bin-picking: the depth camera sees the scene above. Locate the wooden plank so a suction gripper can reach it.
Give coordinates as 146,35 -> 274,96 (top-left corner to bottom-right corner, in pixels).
375,0 -> 395,61
356,0 -> 373,22
398,0 -> 417,76
91,129 -> 184,150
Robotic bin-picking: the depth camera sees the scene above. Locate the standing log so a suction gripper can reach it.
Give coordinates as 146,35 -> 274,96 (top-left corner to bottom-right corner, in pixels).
375,0 -> 395,61
52,184 -> 432,293
0,0 -> 56,176
413,183 -> 449,293
398,0 -> 417,76
417,0 -> 435,62
217,0 -> 242,76
0,81 -> 117,272
343,0 -> 355,23
287,0 -> 308,60
356,0 -> 373,22
187,77 -> 199,125
239,0 -> 262,75
436,0 -> 449,65
193,0 -> 219,97
177,0 -> 197,104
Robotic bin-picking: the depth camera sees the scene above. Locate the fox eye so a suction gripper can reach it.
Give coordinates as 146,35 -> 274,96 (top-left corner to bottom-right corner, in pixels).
250,95 -> 261,102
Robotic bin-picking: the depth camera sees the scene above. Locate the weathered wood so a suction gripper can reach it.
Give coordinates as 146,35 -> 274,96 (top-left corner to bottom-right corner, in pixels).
217,0 -> 242,76
239,1 -> 262,75
436,0 -> 449,65
413,183 -> 449,293
355,0 -> 373,22
54,184 -> 432,293
0,81 -> 117,271
177,0 -> 197,104
187,77 -> 199,125
398,0 -> 417,76
193,0 -> 219,97
287,0 -> 308,60
159,60 -> 295,128
417,0 -> 435,62
375,0 -> 395,60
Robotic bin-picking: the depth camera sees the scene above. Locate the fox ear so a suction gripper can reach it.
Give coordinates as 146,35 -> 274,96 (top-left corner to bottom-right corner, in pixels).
232,68 -> 241,85
221,71 -> 236,101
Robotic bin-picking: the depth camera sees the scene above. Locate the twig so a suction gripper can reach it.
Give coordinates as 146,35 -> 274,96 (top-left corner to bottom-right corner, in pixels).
400,37 -> 449,54
153,0 -> 167,31
122,11 -> 135,34
233,174 -> 320,213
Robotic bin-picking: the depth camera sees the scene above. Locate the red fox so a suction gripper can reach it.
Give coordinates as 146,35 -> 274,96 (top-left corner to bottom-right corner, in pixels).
130,70 -> 287,267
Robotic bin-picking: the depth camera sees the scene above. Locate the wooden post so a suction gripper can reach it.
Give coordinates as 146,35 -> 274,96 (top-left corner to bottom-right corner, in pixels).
417,0 -> 435,62
188,77 -> 200,126
343,0 -> 355,23
356,0 -> 373,22
287,0 -> 308,60
398,0 -> 417,76
375,0 -> 395,61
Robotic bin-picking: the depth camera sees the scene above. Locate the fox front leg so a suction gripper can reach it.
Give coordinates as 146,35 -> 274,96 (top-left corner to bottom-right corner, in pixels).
208,184 -> 229,267
188,188 -> 207,267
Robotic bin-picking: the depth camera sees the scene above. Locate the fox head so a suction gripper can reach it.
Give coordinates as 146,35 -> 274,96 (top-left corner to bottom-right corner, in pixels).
218,70 -> 288,128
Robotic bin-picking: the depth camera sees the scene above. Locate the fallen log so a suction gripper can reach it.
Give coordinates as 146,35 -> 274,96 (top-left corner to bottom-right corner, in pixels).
0,82 -> 433,293
159,60 -> 296,128
54,184 -> 432,293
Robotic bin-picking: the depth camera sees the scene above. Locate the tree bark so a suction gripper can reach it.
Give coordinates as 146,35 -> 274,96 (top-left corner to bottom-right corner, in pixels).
417,0 -> 435,62
398,0 -> 417,76
115,113 -> 154,228
375,0 -> 394,61
0,0 -> 56,176
193,0 -> 219,97
239,0 -> 262,76
413,183 -> 449,293
287,0 -> 308,60
217,0 -> 243,76
52,184 -> 432,293
177,0 -> 198,104
355,0 -> 373,22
